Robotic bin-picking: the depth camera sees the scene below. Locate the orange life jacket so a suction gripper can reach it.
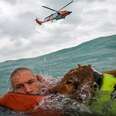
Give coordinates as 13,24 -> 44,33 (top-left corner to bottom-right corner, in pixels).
0,92 -> 44,112
0,92 -> 63,116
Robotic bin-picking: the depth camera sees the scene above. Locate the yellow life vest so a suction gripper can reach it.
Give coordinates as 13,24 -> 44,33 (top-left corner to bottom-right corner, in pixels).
100,73 -> 116,91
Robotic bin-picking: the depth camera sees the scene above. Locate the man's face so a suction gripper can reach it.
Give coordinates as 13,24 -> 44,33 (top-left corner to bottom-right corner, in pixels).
11,70 -> 42,95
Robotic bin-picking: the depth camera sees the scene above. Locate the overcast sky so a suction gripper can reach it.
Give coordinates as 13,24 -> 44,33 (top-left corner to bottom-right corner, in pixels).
0,0 -> 116,62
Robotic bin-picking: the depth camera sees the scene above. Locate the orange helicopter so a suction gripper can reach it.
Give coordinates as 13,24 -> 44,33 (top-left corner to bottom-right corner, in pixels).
35,0 -> 73,25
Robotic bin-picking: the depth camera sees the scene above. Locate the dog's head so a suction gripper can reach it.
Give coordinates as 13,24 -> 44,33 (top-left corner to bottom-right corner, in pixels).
51,64 -> 96,103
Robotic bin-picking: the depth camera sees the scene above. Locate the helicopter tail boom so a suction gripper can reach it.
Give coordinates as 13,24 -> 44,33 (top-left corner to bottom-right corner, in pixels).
35,18 -> 43,25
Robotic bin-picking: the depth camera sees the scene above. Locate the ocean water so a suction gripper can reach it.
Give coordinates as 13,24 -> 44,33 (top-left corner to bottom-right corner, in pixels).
0,35 -> 116,95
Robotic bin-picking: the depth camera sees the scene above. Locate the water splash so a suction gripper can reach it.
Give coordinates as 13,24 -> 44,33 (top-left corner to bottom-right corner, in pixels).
38,93 -> 91,115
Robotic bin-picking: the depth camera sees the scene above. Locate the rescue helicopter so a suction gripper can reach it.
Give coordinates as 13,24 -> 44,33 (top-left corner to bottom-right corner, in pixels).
35,0 -> 73,25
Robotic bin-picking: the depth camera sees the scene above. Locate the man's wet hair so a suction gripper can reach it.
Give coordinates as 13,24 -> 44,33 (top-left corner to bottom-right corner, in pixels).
10,67 -> 33,79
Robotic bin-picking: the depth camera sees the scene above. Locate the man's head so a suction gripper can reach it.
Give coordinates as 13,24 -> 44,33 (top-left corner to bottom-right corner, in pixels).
10,67 -> 42,95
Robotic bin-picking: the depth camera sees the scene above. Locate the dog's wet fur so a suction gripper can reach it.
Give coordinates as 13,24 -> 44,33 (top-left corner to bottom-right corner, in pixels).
50,64 -> 102,103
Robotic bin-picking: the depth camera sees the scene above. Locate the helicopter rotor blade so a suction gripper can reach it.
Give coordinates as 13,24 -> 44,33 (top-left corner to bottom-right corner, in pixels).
59,0 -> 73,11
42,6 -> 58,12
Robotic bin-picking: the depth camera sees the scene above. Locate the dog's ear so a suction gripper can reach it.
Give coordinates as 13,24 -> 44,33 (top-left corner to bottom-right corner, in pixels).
78,64 -> 81,68
88,64 -> 92,68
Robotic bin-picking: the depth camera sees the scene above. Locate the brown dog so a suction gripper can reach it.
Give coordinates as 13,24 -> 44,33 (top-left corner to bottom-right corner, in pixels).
51,64 -> 97,103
